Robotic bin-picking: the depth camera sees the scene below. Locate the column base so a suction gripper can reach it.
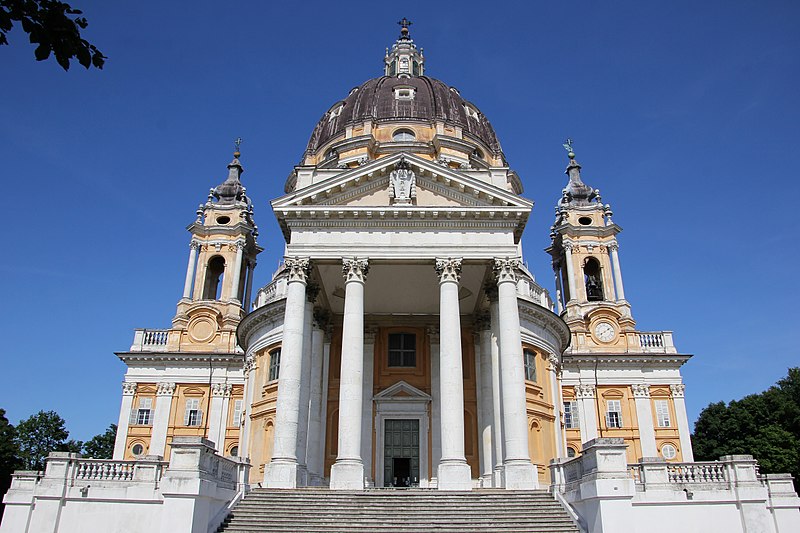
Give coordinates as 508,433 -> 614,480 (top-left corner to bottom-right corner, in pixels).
437,461 -> 472,491
329,460 -> 365,490
264,460 -> 299,489
503,460 -> 539,490
296,464 -> 309,487
493,466 -> 505,488
479,473 -> 493,488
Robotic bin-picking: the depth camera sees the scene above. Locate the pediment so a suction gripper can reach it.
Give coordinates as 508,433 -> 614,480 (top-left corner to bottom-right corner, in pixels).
374,381 -> 431,403
272,153 -> 532,211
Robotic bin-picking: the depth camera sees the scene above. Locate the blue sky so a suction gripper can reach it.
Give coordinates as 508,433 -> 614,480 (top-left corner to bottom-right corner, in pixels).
0,1 -> 798,441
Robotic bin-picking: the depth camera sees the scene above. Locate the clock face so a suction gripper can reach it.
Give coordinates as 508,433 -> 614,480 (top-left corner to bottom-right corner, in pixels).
595,322 -> 616,342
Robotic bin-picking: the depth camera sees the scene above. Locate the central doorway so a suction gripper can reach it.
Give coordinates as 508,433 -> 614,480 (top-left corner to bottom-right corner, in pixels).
384,419 -> 419,487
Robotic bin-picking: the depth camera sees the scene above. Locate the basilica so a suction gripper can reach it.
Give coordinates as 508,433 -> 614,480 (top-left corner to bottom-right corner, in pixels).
113,22 -> 692,491
3,22 -> 797,533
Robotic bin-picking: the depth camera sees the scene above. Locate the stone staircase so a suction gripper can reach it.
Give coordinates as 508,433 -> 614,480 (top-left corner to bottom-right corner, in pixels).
217,488 -> 581,532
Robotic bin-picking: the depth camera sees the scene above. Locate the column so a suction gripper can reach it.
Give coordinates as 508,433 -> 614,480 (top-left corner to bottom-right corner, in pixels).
182,241 -> 199,299
563,243 -> 578,302
548,355 -> 565,458
229,241 -> 245,302
113,382 -> 137,459
552,261 -> 564,314
208,383 -> 231,453
493,258 -> 538,489
435,258 -> 472,491
487,287 -> 504,487
361,326 -> 377,486
296,284 -> 318,486
609,242 -> 626,301
243,260 -> 255,310
330,258 -> 369,490
632,384 -> 657,457
306,312 -> 327,485
428,326 -> 442,484
671,384 -> 694,461
150,382 -> 176,456
265,257 -> 310,488
576,384 -> 599,443
239,354 -> 257,462
475,313 -> 494,487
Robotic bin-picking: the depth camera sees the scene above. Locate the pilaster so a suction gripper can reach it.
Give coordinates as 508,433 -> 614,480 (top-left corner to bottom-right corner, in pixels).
113,382 -> 137,459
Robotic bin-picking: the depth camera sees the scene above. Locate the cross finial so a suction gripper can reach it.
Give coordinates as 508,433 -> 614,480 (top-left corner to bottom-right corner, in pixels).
562,138 -> 575,159
398,17 -> 412,38
234,137 -> 242,157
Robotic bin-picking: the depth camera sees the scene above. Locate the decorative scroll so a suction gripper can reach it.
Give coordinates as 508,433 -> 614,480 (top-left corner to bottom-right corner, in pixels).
342,258 -> 369,283
435,257 -> 462,283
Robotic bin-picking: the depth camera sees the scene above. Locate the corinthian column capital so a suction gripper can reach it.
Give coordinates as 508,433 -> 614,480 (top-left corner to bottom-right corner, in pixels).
285,256 -> 311,283
493,257 -> 520,284
342,257 -> 369,283
435,257 -> 462,283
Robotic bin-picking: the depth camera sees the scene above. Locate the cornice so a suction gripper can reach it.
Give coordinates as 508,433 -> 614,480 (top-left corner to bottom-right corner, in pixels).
518,300 -> 571,352
237,299 -> 287,349
116,352 -> 244,365
562,353 -> 692,366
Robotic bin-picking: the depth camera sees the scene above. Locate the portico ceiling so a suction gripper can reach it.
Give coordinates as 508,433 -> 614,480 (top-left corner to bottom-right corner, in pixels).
315,260 -> 487,316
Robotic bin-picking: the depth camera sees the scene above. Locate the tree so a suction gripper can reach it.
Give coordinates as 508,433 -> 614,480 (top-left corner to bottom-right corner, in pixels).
82,424 -> 116,459
14,410 -> 70,470
0,0 -> 105,70
0,409 -> 19,520
693,368 -> 800,491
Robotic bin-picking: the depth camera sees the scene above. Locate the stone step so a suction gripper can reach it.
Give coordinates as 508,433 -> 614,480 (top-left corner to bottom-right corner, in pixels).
217,489 -> 580,533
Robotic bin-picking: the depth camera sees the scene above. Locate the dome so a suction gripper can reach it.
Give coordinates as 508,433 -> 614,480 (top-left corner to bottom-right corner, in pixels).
304,75 -> 503,158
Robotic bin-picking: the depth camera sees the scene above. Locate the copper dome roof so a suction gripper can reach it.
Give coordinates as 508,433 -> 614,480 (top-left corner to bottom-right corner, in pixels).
304,76 -> 503,157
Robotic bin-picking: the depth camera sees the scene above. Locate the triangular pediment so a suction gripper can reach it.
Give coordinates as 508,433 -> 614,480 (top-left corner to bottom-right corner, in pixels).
373,380 -> 431,403
272,153 -> 532,211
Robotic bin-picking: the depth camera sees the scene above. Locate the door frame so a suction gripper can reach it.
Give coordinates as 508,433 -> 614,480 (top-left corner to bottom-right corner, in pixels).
373,381 -> 431,488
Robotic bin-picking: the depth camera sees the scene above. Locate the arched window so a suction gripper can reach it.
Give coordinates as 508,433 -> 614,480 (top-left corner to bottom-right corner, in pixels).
392,129 -> 416,142
583,257 -> 604,301
202,256 -> 225,300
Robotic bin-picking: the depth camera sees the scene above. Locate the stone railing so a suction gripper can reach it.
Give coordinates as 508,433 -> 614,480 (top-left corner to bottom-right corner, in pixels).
71,457 -> 166,484
634,331 -> 676,354
516,278 -> 554,311
130,328 -> 170,352
254,273 -> 288,310
668,462 -> 728,484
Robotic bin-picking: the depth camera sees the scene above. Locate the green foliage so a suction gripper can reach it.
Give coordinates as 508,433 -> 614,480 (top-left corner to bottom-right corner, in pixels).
0,0 -> 105,70
82,424 -> 116,459
693,367 -> 800,491
14,410 -> 70,470
0,409 -> 19,519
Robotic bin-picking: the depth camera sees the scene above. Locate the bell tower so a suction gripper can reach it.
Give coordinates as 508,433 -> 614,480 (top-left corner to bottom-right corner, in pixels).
171,143 -> 262,352
546,141 -> 635,348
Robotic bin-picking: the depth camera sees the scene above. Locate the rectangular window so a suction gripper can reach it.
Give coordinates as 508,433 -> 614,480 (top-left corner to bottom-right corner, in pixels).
655,400 -> 671,427
231,399 -> 243,427
564,400 -> 580,429
524,350 -> 537,382
268,349 -> 281,382
606,400 -> 622,428
130,397 -> 152,426
184,398 -> 202,427
388,333 -> 416,367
